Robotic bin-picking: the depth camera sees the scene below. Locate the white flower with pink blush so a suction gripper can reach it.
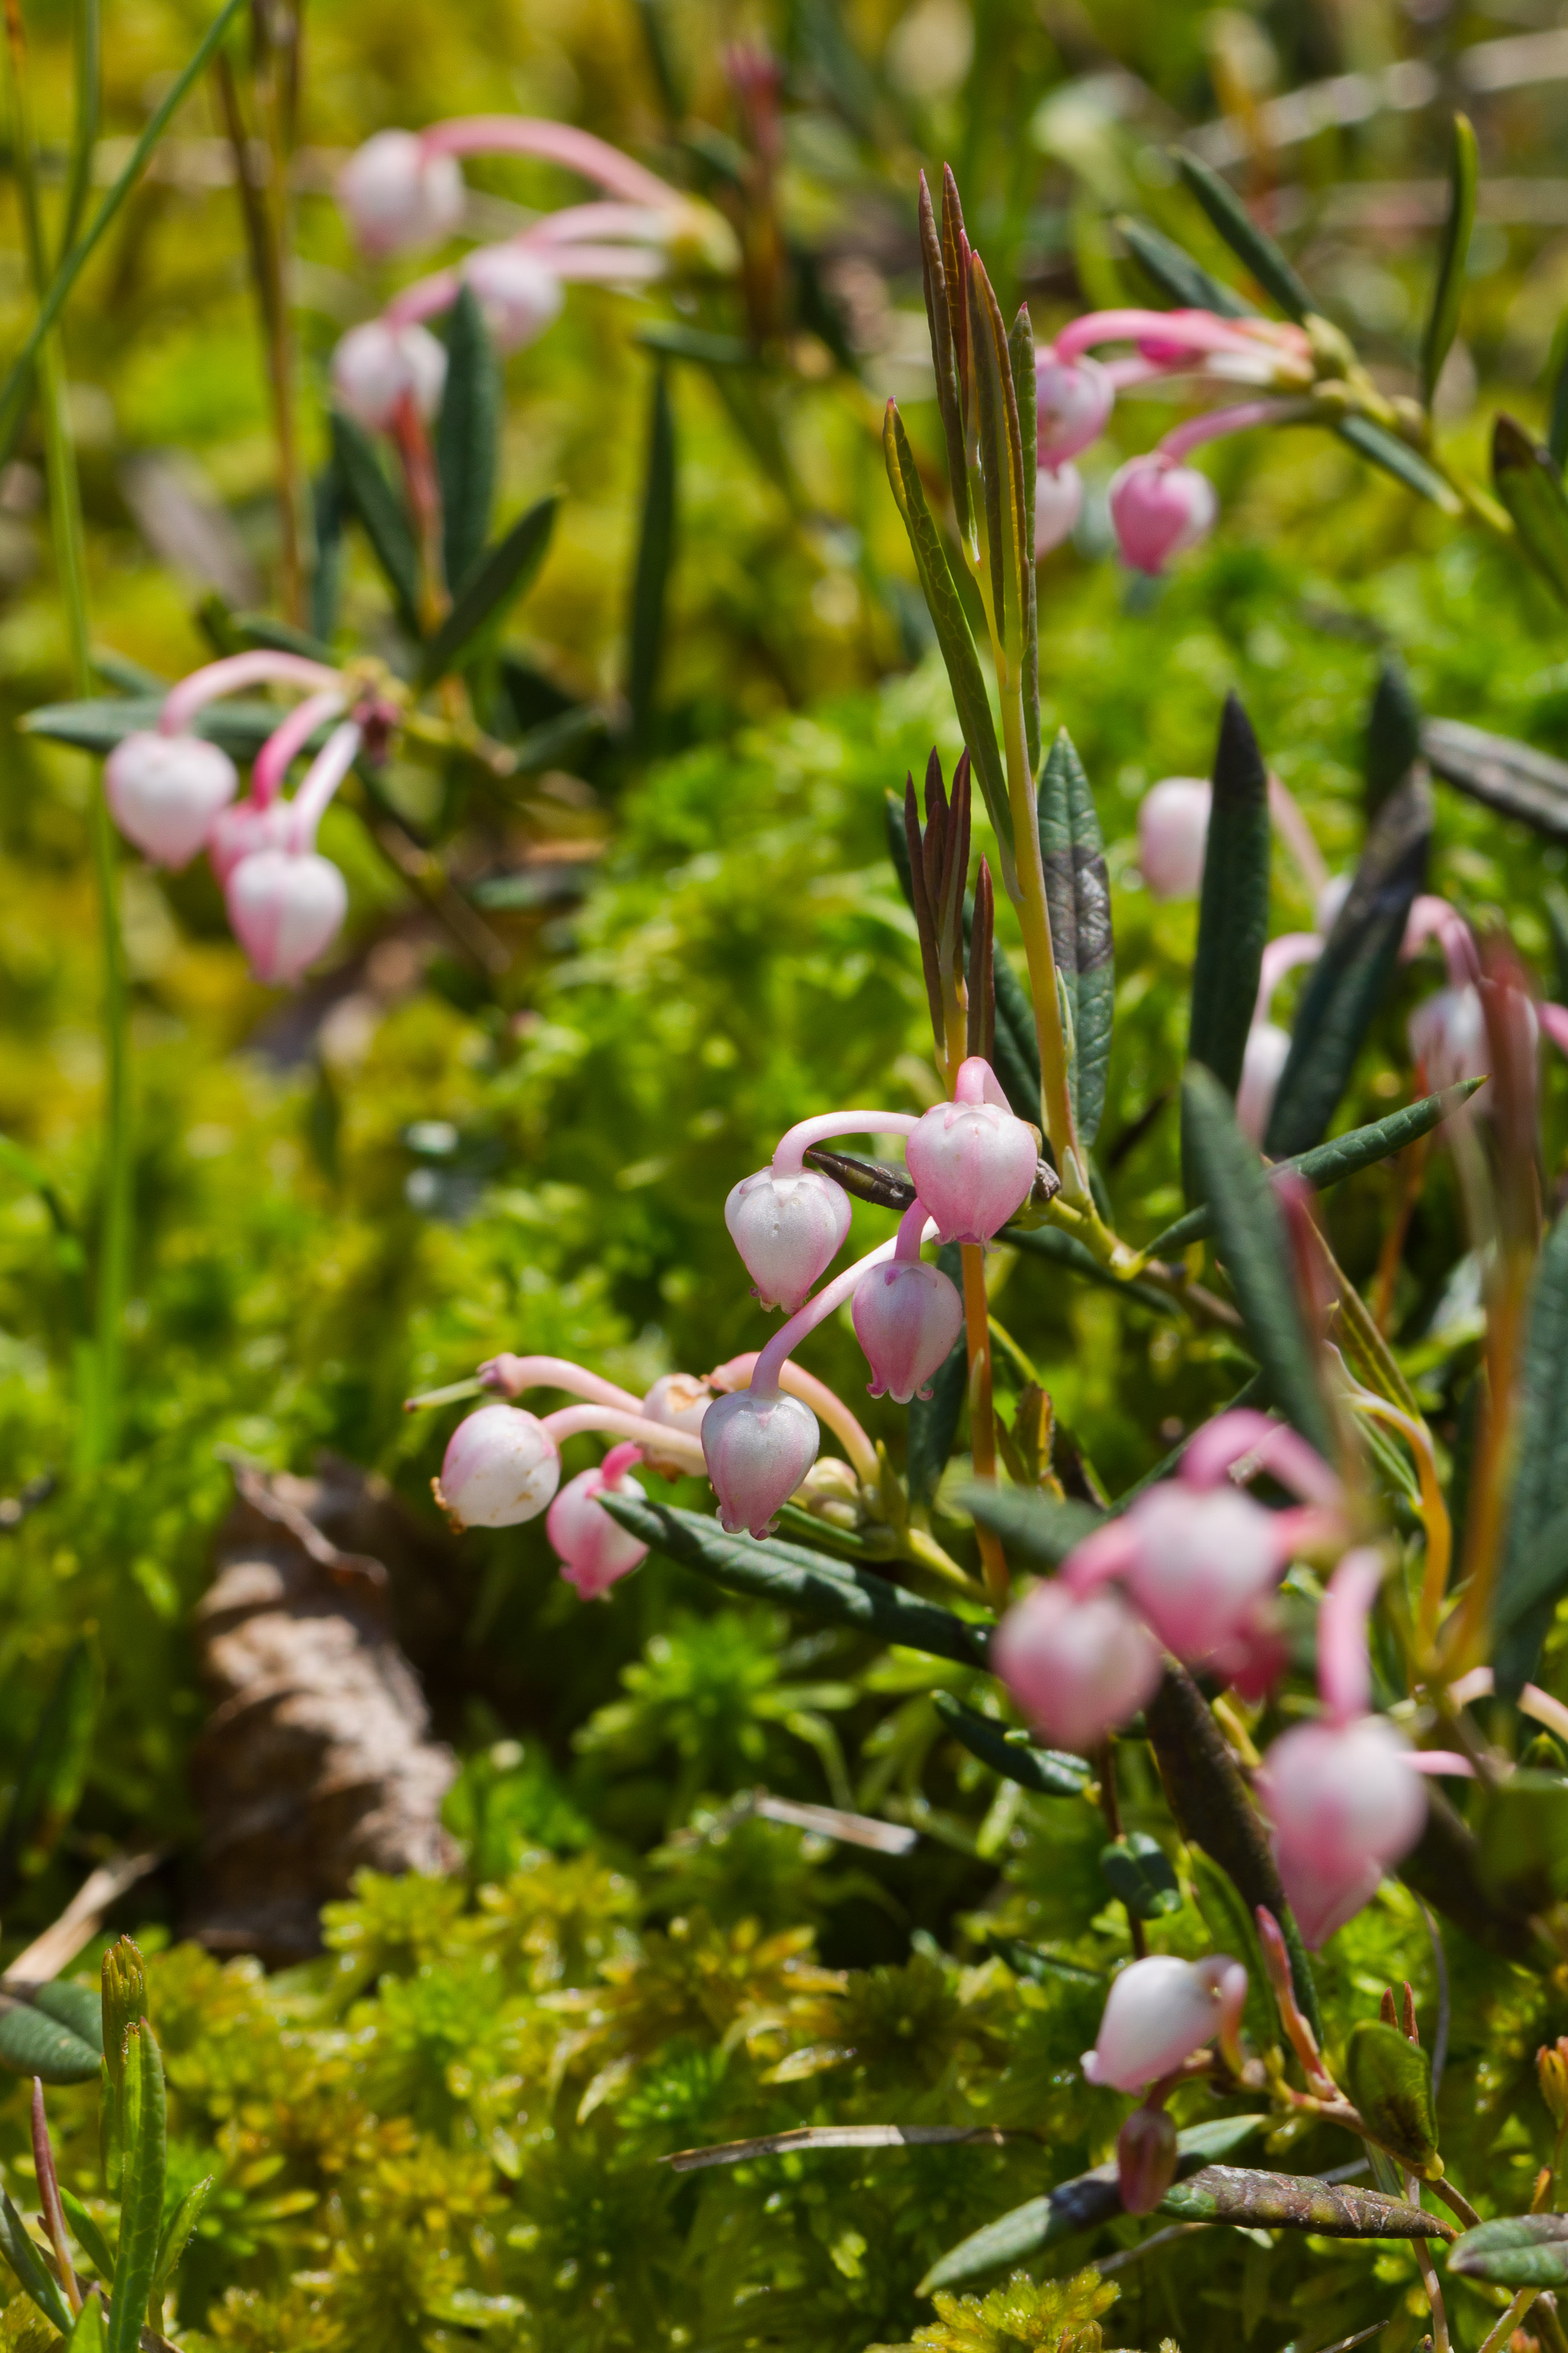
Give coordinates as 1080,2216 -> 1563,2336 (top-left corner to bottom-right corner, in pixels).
1082,1952 -> 1248,2091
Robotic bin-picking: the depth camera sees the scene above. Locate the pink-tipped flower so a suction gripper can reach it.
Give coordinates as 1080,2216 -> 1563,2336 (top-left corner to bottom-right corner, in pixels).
1137,778 -> 1209,901
1034,461 -> 1083,559
904,1058 -> 1038,1246
460,245 -> 566,353
338,129 -> 466,258
1116,2104 -> 1178,2216
700,1387 -> 819,1537
104,732 -> 238,870
724,1167 -> 852,1314
206,795 -> 289,886
993,1580 -> 1162,1754
1260,1715 -> 1425,1948
434,1402 -> 561,1528
1069,1483 -> 1289,1667
851,1260 -> 964,1403
1108,454 -> 1217,574
225,850 -> 348,986
546,1443 -> 647,1598
640,1371 -> 713,1476
1082,1953 -> 1248,2092
1236,1019 -> 1292,1147
1036,349 -> 1114,465
331,319 -> 447,434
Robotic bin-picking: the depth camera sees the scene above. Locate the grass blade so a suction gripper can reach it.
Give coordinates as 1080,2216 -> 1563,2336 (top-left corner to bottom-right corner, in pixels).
1494,411 -> 1568,606
1174,151 -> 1313,322
1037,728 -> 1114,1146
330,411 -> 421,637
418,494 -> 557,687
1420,114 -> 1477,409
436,286 -> 500,598
1495,1202 -> 1568,1696
627,366 -> 676,753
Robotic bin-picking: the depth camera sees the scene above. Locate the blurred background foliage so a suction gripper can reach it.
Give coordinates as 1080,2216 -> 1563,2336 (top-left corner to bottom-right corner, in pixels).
4,0 -> 1568,2345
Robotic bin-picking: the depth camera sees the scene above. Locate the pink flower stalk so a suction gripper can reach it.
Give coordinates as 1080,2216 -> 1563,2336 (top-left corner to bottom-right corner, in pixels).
546,1442 -> 649,1599
331,318 -> 447,433
904,1057 -> 1040,1245
1034,349 -> 1114,465
992,1580 -> 1162,1754
337,128 -> 466,258
1236,932 -> 1322,1146
479,1354 -> 645,1413
434,1402 -> 562,1527
1034,461 -> 1083,558
223,721 -> 360,986
1137,777 -> 1209,900
1056,307 -> 1298,372
419,116 -> 679,210
158,650 -> 345,739
1082,1952 -> 1248,2092
103,732 -> 238,870
1108,454 -> 1217,574
851,1200 -> 965,1403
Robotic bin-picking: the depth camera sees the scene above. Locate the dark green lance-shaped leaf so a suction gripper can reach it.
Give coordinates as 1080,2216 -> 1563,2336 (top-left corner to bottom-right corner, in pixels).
330,410 -> 421,635
991,941 -> 1041,1120
418,494 -> 557,687
1184,1066 -> 1334,1457
1005,1223 -> 1176,1316
1038,729 -> 1114,1146
908,1242 -> 966,1507
1115,215 -> 1254,319
1334,415 -> 1457,511
1008,304 -> 1040,775
932,1692 -> 1091,1798
917,173 -> 969,545
1264,773 -> 1431,1160
1495,412 -> 1568,607
1423,716 -> 1568,843
1421,115 -> 1477,407
600,1495 -> 990,1671
1495,1199 -> 1568,1696
437,286 -> 500,598
0,1979 -> 103,2083
153,2175 -> 212,2303
1100,1832 -> 1182,1919
1162,2166 -> 1449,2239
60,2186 -> 116,2278
627,366 -> 676,751
22,694 -> 327,761
1450,2214 -> 1568,2287
1188,1848 -> 1278,2051
919,2115 -> 1266,2292
1344,2019 -> 1438,2168
1474,1771 -> 1568,1916
1184,691 -> 1271,1192
310,457 -> 345,646
0,1638 -> 98,1898
107,2023 -> 166,2353
1174,152 -> 1313,322
1146,1081 -> 1479,1258
883,403 -> 1013,883
959,1481 -> 1103,1565
100,1936 -> 147,2179
1365,659 -> 1423,820
0,2187 -> 73,2334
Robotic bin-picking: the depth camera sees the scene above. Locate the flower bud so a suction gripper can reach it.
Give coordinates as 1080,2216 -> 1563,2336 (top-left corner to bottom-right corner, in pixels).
330,320 -> 448,434
1407,982 -> 1530,1095
1258,1715 -> 1427,1948
724,1168 -> 852,1313
1137,778 -> 1210,901
851,1260 -> 964,1403
1034,461 -> 1083,559
1108,454 -> 1217,574
795,1456 -> 864,1530
904,1100 -> 1038,1246
337,129 -> 465,258
1082,1953 -> 1248,2093
460,246 -> 566,354
640,1371 -> 712,1476
1116,2103 -> 1178,2216
434,1402 -> 561,1528
1236,1020 -> 1291,1147
1114,1483 -> 1286,1666
206,795 -> 290,886
701,1387 -> 819,1537
104,731 -> 238,870
546,1451 -> 648,1599
1538,2039 -> 1568,2130
224,849 -> 349,986
1036,349 -> 1113,465
993,1581 -> 1161,1754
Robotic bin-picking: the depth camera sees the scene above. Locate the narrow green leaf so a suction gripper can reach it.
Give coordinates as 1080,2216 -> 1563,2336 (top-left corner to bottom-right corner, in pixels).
0,1638 -> 98,1897
1187,691 -> 1270,1102
627,367 -> 676,751
931,1692 -> 1091,1798
1449,2214 -> 1568,2287
1174,152 -> 1313,322
437,285 -> 500,597
907,1242 -> 966,1507
967,261 -> 1026,673
1264,774 -> 1431,1160
22,695 -> 318,761
1423,716 -> 1568,842
1335,415 -> 1458,511
1037,729 -> 1114,1146
69,2292 -> 106,2347
1496,1201 -> 1568,1696
958,1481 -> 1102,1565
599,1495 -> 990,1671
1421,114 -> 1477,407
59,2186 -> 116,2278
1115,215 -> 1254,319
1008,304 -> 1039,776
230,610 -> 335,664
635,322 -> 756,369
1162,2166 -> 1449,2239
107,2024 -> 166,2353
0,2187 -> 73,2334
1184,1065 -> 1334,1455
99,1936 -> 147,2180
418,494 -> 557,687
1550,320 -> 1568,473
1494,412 -> 1568,606
1474,1771 -> 1568,1914
1344,2019 -> 1437,2168
1100,1831 -> 1182,1918
152,2175 -> 212,2302
330,410 -> 421,635
917,173 -> 970,545
1365,659 -> 1423,819
0,1980 -> 102,2084
883,403 -> 1013,882
990,943 -> 1041,1121
309,458 -> 345,646
1004,1223 -> 1175,1317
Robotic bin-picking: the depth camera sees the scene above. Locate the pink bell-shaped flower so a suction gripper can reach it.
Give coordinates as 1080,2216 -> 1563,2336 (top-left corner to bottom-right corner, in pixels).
993,1580 -> 1161,1754
104,732 -> 238,870
546,1443 -> 648,1599
1236,1019 -> 1292,1147
1082,1953 -> 1248,2092
337,129 -> 466,258
701,1387 -> 819,1537
724,1167 -> 852,1314
1108,454 -> 1217,574
1113,1483 -> 1288,1666
206,794 -> 289,887
330,319 -> 448,435
434,1402 -> 562,1529
1137,778 -> 1209,901
1036,349 -> 1114,465
640,1371 -> 712,1476
224,848 -> 348,986
460,246 -> 566,354
904,1058 -> 1038,1247
1034,461 -> 1083,559
851,1260 -> 964,1403
1259,1715 -> 1426,1948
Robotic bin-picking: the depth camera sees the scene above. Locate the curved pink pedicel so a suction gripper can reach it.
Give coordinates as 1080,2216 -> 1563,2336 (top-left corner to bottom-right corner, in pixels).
479,1354 -> 645,1414
160,650 -> 344,737
769,1107 -> 920,1175
540,1402 -> 707,1473
1179,1408 -> 1343,1508
287,722 -> 363,854
251,690 -> 348,809
419,116 -> 677,210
